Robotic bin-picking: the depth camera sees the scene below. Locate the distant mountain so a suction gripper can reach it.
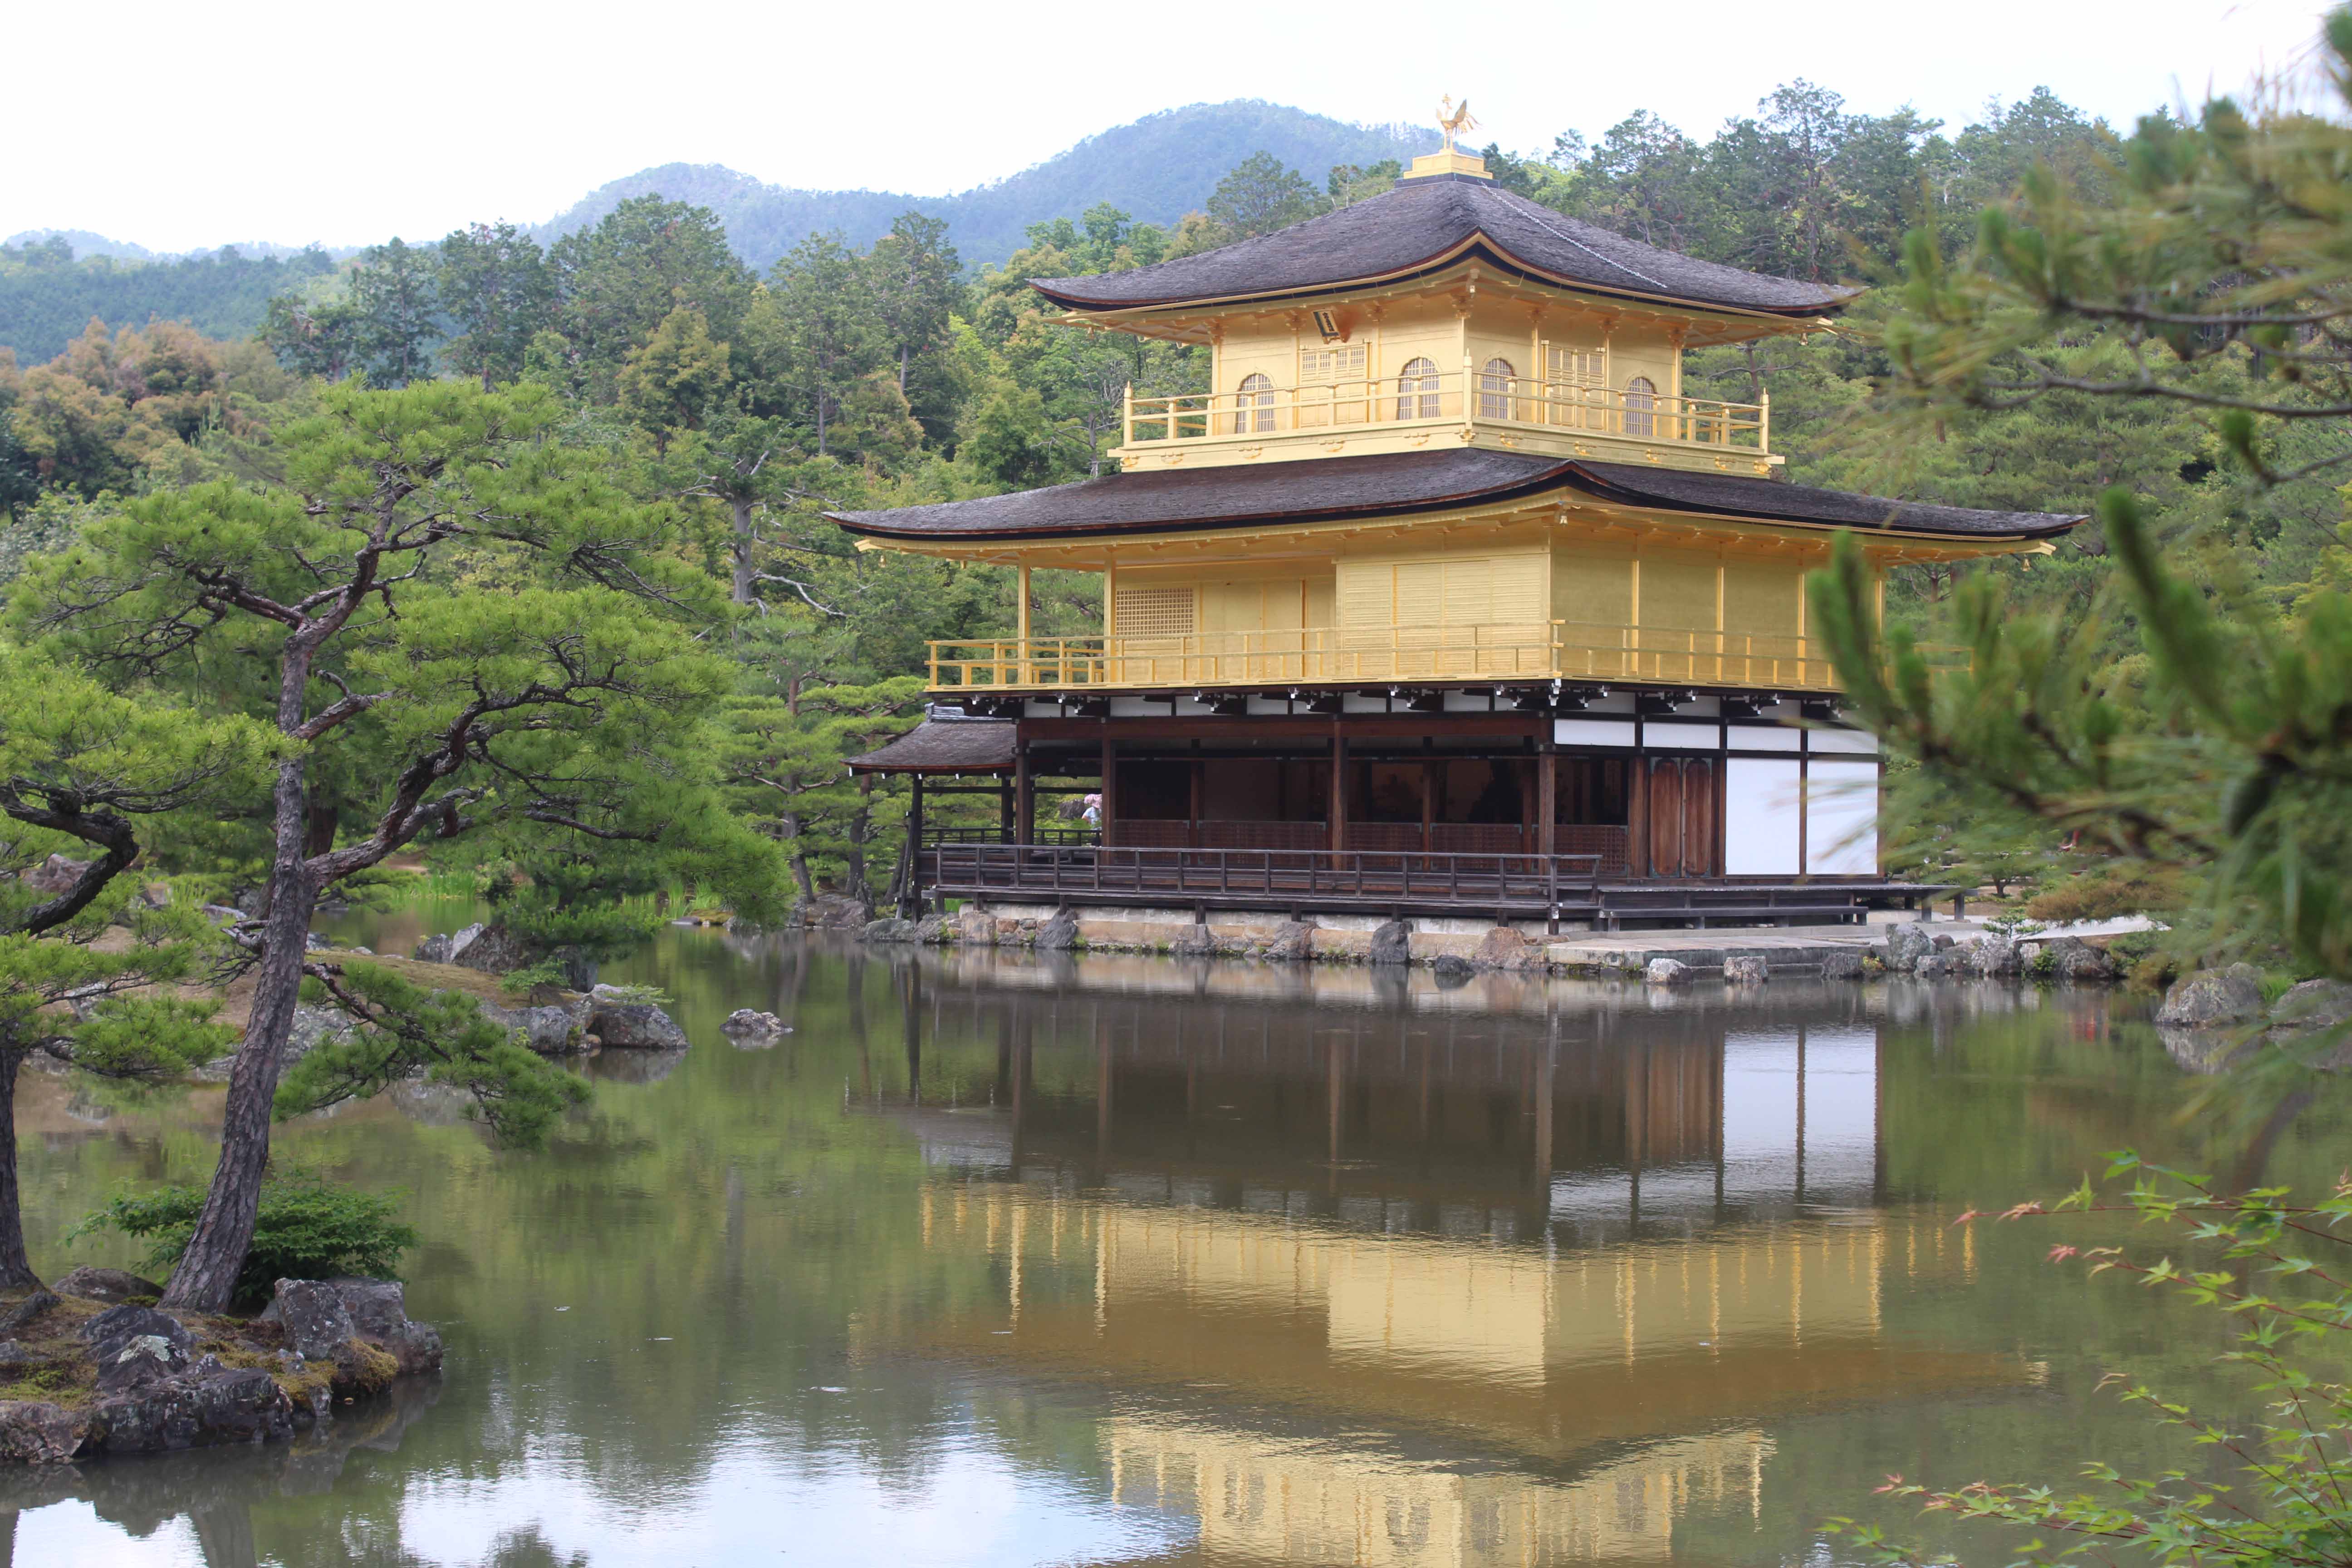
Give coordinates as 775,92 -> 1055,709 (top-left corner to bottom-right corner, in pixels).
0,102 -> 1435,362
5,230 -> 346,264
5,229 -> 160,262
537,101 -> 1439,269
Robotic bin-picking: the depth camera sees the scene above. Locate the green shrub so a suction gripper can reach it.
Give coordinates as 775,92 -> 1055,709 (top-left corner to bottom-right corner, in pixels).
69,1170 -> 417,1307
1832,1155 -> 2352,1565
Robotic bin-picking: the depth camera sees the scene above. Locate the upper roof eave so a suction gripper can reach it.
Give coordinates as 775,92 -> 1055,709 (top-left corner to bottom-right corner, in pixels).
1031,235 -> 1858,324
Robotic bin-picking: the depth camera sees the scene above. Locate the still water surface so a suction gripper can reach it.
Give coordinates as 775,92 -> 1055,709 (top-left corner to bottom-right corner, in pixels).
15,902 -> 2350,1567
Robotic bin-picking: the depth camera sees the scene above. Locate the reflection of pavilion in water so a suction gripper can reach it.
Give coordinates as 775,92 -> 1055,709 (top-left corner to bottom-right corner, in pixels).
872,971 -> 2016,1565
895,970 -> 1902,1242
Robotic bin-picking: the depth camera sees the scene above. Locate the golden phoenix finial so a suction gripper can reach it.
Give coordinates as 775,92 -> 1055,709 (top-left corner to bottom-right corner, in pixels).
1437,95 -> 1480,155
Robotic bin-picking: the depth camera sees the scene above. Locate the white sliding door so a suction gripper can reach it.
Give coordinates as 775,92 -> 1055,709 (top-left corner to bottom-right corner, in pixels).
1724,757 -> 1802,875
1804,760 -> 1880,874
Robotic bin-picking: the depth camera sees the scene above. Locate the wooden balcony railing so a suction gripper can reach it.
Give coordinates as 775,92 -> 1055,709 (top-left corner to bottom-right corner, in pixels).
924,621 -> 1938,693
1123,366 -> 1767,453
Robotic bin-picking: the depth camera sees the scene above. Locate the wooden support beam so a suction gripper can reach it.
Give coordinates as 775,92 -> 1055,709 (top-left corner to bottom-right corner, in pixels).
1014,741 -> 1034,844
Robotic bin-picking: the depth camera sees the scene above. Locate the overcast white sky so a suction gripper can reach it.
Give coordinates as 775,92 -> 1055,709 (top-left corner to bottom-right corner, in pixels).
10,0 -> 2334,253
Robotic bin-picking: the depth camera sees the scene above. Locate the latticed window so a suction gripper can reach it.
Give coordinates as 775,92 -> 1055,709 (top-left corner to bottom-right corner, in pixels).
1114,586 -> 1195,638
1624,375 -> 1658,438
1233,372 -> 1274,434
1546,344 -> 1604,387
1298,344 -> 1367,385
1478,357 -> 1515,420
1395,357 -> 1441,421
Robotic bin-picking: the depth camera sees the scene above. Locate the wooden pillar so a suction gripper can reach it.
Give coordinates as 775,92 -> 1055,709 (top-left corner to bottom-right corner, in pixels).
906,774 -> 926,915
1628,752 -> 1649,878
1100,734 -> 1117,849
1421,759 -> 1436,853
1537,748 -> 1558,858
1329,729 -> 1348,853
1189,757 -> 1204,849
1014,740 -> 1034,845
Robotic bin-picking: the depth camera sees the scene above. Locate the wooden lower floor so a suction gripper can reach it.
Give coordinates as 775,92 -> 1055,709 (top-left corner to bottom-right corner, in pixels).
881,692 -> 1914,927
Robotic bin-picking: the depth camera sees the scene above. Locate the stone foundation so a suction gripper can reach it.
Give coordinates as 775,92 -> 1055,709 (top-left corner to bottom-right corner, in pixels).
868,902 -> 2125,983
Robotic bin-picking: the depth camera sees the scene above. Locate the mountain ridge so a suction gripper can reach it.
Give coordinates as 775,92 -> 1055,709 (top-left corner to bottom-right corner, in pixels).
535,101 -> 1437,268
0,101 -> 1436,360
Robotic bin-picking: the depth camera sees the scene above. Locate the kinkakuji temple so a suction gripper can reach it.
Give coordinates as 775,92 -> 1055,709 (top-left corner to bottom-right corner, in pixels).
838,139 -> 2084,932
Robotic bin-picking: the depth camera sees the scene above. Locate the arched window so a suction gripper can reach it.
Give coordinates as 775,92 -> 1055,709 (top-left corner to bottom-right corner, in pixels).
1395,357 -> 1441,421
1234,372 -> 1274,435
1623,375 -> 1657,439
1478,357 -> 1515,420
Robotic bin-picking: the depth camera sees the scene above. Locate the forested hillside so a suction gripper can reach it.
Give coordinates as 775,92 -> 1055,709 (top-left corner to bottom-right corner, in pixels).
0,239 -> 339,363
3,72 -> 2335,926
538,102 -> 1436,267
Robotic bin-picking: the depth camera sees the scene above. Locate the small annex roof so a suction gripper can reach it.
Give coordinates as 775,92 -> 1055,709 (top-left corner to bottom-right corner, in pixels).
845,716 -> 1016,774
828,450 -> 2085,545
1029,175 -> 1857,318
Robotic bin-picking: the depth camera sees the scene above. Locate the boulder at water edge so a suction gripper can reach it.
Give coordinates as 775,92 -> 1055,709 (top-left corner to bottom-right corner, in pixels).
1368,921 -> 1411,966
1261,921 -> 1315,962
1645,957 -> 1691,986
479,993 -> 593,1055
585,985 -> 691,1050
1035,910 -> 1080,951
1883,923 -> 1936,973
1965,936 -> 2021,977
1822,950 -> 1867,980
723,1009 -> 789,1046
860,916 -> 919,943
1473,926 -> 1540,971
1723,955 -> 1768,985
2156,964 -> 2265,1029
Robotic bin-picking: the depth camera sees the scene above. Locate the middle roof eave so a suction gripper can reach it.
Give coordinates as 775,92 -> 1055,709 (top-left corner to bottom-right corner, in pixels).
828,450 -> 2088,546
829,449 -> 1574,543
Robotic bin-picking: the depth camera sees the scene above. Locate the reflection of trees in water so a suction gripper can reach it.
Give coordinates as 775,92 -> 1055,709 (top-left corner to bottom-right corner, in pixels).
0,1379 -> 438,1568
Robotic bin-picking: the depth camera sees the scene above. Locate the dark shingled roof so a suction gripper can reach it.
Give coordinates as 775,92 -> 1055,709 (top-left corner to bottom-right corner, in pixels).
1569,462 -> 2086,539
846,717 -> 1016,774
828,450 -> 2085,544
1030,175 -> 1857,318
833,449 -> 1571,540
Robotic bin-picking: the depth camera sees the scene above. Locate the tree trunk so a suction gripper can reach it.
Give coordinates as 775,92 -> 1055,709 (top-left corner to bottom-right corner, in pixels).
846,774 -> 872,900
731,497 -> 755,606
161,750 -> 317,1311
304,783 -> 337,860
0,1050 -> 39,1294
784,805 -> 816,905
898,343 -> 910,396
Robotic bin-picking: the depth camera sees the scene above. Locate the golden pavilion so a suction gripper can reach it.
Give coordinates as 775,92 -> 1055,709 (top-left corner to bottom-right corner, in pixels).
838,141 -> 2082,928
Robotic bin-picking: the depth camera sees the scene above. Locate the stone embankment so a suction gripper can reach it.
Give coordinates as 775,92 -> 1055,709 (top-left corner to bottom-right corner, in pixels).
0,1275 -> 441,1464
858,906 -> 2126,984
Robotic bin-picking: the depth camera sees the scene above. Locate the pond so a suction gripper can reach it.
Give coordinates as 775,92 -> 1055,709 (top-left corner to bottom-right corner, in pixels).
13,906 -> 2349,1567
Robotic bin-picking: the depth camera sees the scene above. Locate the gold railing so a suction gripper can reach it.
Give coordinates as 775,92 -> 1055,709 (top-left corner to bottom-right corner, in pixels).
927,621 -> 1912,693
1124,367 -> 1768,452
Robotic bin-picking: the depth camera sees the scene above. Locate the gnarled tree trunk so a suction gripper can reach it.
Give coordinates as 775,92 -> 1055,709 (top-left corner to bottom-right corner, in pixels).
0,1049 -> 39,1293
161,753 -> 317,1311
